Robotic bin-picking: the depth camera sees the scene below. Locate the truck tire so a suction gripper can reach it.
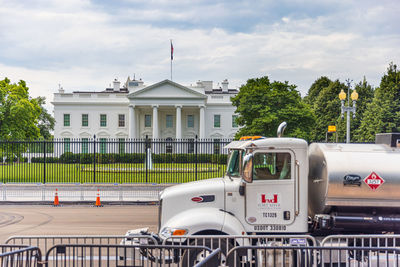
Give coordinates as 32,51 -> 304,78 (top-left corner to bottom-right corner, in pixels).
180,239 -> 239,267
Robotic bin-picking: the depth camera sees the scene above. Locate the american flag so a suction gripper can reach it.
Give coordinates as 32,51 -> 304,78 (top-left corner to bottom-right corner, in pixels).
171,40 -> 174,60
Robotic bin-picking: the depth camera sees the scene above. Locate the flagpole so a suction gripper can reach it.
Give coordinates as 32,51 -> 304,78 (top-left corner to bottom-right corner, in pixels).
170,39 -> 173,81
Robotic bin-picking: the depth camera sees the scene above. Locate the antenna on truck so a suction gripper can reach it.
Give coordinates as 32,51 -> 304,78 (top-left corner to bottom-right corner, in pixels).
277,122 -> 287,138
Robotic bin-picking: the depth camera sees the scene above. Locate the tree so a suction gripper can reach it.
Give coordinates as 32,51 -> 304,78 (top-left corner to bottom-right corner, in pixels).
231,76 -> 315,140
0,78 -> 41,140
310,80 -> 345,141
345,78 -> 374,141
303,76 -> 332,105
36,96 -> 55,140
356,63 -> 400,141
306,76 -> 374,142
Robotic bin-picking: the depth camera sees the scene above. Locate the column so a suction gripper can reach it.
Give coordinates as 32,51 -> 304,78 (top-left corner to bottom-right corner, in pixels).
152,105 -> 159,139
176,105 -> 182,139
199,105 -> 205,139
128,105 -> 136,139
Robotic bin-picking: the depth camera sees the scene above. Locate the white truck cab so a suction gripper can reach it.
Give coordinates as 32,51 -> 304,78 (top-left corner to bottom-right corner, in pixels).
157,135 -> 309,241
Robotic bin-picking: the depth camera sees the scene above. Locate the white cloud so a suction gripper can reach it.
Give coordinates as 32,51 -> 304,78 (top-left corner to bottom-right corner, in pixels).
0,0 -> 399,114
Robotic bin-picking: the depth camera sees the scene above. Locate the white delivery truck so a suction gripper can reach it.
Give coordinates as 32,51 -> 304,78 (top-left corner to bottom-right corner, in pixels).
128,122 -> 400,265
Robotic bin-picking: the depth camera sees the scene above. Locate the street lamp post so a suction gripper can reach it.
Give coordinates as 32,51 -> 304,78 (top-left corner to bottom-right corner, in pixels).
339,81 -> 358,143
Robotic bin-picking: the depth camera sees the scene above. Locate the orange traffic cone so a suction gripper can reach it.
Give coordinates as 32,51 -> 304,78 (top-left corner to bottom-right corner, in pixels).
95,189 -> 103,207
53,189 -> 60,206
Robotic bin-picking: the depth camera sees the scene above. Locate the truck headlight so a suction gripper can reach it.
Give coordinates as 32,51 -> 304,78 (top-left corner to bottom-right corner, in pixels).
160,227 -> 188,238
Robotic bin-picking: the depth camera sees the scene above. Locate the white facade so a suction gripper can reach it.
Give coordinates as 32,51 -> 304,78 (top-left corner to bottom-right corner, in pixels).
52,78 -> 239,140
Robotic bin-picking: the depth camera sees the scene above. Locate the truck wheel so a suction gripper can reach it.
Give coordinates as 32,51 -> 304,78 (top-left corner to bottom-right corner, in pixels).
180,239 -> 238,267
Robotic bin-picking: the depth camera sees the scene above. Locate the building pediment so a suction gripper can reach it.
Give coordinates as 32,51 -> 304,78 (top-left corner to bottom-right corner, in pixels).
127,80 -> 206,100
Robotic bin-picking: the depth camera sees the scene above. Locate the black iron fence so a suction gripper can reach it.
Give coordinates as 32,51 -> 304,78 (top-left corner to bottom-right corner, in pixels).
0,138 -> 232,184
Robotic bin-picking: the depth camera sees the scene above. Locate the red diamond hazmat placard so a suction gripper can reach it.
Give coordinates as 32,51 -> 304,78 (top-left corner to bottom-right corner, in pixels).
364,172 -> 385,190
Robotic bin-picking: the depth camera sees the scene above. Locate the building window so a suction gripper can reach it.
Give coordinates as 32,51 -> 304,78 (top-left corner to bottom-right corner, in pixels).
166,115 -> 173,128
232,115 -> 238,128
64,138 -> 70,153
63,114 -> 70,127
100,138 -> 107,154
118,114 -> 125,127
214,115 -> 221,128
82,138 -> 89,153
100,114 -> 107,127
187,115 -> 194,128
118,138 -> 125,154
145,115 -> 152,127
82,114 -> 88,127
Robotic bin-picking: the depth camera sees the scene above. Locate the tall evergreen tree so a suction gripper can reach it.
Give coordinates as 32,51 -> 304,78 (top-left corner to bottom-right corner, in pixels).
357,63 -> 400,141
304,76 -> 332,105
311,80 -> 345,141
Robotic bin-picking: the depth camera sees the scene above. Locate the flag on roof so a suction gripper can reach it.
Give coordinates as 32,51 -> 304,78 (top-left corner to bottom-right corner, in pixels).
171,40 -> 174,60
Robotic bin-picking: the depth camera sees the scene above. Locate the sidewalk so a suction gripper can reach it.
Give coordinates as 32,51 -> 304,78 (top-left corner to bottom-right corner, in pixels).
0,184 -> 171,204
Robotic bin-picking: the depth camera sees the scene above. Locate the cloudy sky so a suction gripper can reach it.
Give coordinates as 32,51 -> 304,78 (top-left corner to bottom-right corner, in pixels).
0,0 -> 399,111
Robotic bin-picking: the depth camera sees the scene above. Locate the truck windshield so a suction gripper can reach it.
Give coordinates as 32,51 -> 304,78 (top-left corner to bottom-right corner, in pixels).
227,150 -> 241,177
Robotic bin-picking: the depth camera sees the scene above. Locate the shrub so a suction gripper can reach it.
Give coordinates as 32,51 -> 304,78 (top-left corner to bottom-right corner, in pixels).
59,152 -> 79,163
79,153 -> 92,164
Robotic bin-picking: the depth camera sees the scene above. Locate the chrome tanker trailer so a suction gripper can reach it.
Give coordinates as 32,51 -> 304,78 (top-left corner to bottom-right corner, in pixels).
308,141 -> 400,234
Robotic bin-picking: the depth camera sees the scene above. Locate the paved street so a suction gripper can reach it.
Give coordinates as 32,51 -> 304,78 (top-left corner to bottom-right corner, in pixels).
0,204 -> 158,243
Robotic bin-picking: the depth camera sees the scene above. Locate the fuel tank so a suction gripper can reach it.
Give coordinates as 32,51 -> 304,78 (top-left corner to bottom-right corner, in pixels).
308,143 -> 400,216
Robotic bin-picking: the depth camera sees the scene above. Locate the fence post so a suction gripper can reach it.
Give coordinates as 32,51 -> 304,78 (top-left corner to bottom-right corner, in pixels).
43,140 -> 46,184
195,135 -> 198,181
145,135 -> 149,184
93,135 -> 96,183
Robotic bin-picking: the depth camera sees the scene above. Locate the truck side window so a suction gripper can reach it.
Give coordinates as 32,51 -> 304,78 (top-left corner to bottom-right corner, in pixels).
253,152 -> 291,180
227,150 -> 241,177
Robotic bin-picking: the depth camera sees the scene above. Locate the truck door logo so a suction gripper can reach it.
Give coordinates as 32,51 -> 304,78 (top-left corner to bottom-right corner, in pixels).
261,194 -> 278,203
258,193 -> 281,210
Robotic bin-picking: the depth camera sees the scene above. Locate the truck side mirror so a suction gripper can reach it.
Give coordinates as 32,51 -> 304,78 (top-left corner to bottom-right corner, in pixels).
243,153 -> 253,183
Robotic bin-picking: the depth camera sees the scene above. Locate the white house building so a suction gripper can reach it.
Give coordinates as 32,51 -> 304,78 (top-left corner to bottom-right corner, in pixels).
52,78 -> 240,141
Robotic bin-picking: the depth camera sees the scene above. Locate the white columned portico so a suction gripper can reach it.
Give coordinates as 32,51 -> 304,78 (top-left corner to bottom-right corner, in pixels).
152,105 -> 159,139
176,105 -> 182,139
199,105 -> 205,139
128,104 -> 136,139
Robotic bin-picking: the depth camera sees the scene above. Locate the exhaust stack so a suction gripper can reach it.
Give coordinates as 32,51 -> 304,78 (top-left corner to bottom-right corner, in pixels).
277,122 -> 287,138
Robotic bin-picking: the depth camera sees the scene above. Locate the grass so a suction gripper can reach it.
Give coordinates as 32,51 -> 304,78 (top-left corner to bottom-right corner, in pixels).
0,163 -> 227,184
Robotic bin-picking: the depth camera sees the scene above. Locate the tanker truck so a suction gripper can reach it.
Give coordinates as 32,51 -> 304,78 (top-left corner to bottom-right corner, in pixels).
126,123 -> 400,263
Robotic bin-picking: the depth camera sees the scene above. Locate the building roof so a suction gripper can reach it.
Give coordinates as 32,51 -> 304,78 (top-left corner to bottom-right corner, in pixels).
204,88 -> 239,94
73,88 -> 129,94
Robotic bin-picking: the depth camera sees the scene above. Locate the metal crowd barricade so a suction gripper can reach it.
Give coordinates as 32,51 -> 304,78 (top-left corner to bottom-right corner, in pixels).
163,234 -> 317,249
322,234 -> 400,248
163,234 -> 317,266
44,244 -> 213,267
321,234 -> 400,266
194,248 -> 221,267
5,235 -> 158,259
225,246 -> 400,267
0,245 -> 42,267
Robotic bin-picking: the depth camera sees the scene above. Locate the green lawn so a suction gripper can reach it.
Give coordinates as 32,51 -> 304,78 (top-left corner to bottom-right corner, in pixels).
0,163 -> 226,184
